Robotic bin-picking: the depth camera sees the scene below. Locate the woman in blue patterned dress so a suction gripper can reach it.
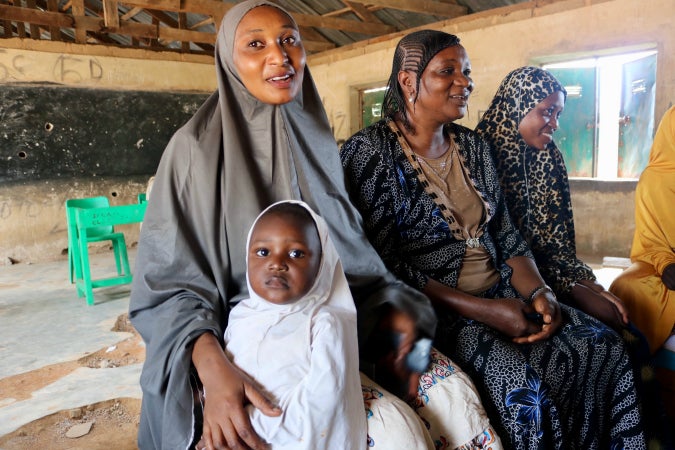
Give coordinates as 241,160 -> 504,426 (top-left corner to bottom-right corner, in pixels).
340,30 -> 647,449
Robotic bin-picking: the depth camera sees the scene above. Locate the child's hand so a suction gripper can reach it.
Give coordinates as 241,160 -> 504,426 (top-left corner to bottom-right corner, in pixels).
370,307 -> 429,400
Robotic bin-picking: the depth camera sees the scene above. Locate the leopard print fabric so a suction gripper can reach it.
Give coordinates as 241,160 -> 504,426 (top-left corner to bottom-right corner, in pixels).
475,66 -> 596,297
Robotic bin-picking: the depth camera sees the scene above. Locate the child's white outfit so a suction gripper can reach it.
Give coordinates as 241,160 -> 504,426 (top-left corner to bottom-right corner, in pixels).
224,200 -> 365,450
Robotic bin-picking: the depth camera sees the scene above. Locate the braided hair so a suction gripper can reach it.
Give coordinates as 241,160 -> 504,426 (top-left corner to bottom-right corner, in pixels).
383,30 -> 461,132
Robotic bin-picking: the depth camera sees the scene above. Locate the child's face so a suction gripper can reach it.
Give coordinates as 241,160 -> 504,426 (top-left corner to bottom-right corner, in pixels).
247,213 -> 321,305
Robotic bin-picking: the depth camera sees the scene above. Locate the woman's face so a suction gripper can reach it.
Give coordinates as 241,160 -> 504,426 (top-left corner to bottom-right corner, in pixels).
408,45 -> 474,124
233,6 -> 306,105
247,213 -> 321,305
518,91 -> 565,150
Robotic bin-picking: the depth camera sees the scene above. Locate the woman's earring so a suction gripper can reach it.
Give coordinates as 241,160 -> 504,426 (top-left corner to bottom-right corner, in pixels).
408,96 -> 413,103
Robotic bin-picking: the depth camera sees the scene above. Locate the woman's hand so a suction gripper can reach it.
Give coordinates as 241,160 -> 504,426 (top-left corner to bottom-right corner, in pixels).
512,290 -> 562,344
572,280 -> 628,330
479,297 -> 553,340
662,263 -> 675,290
499,256 -> 562,342
423,277 -> 558,342
388,309 -> 420,400
192,333 -> 281,450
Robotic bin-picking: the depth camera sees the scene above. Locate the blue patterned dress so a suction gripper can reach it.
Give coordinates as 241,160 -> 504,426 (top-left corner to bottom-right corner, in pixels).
341,119 -> 646,450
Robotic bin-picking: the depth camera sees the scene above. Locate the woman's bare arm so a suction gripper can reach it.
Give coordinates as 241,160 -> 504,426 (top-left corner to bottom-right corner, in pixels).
423,277 -> 544,339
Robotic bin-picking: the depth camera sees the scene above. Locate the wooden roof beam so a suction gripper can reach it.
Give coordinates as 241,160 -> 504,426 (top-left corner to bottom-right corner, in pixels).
0,4 -> 74,28
120,0 -> 225,14
16,17 -> 28,38
87,30 -> 119,43
71,0 -> 86,42
343,1 -> 383,23
291,12 -> 394,35
24,0 -> 41,38
0,5 -> 215,45
178,11 -> 189,51
118,0 -> 395,35
347,0 -> 466,17
121,6 -> 143,20
145,8 -> 179,28
144,8 -> 213,51
157,24 -> 213,44
46,0 -> 62,40
189,16 -> 212,30
2,18 -> 12,38
102,0 -> 120,29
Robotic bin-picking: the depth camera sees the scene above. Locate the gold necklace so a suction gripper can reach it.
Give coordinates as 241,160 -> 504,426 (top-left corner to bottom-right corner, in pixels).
417,141 -> 454,179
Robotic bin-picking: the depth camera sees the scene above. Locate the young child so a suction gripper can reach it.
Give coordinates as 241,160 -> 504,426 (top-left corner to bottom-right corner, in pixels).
222,200 -> 366,449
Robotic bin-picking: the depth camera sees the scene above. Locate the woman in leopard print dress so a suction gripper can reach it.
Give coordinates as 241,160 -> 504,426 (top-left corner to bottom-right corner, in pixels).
475,66 -> 629,329
476,66 -> 671,447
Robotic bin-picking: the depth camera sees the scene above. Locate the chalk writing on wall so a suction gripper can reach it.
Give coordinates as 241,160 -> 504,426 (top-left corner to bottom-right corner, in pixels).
0,50 -> 105,84
52,55 -> 103,83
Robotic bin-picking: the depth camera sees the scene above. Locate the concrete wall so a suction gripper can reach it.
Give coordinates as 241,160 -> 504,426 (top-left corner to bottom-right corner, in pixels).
308,0 -> 675,139
569,179 -> 637,257
0,45 -> 215,91
307,0 -> 674,258
2,0 -> 672,263
1,177 -> 150,263
0,49 -> 216,263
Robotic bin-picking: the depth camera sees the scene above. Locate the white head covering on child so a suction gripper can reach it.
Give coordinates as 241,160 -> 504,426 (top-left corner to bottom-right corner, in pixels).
238,199 -> 355,316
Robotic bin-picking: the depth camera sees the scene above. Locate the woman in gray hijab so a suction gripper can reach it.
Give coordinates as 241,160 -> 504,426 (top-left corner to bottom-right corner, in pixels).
129,1 -> 445,449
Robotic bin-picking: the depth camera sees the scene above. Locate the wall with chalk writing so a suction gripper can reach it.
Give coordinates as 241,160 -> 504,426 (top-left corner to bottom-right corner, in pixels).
0,48 -> 215,263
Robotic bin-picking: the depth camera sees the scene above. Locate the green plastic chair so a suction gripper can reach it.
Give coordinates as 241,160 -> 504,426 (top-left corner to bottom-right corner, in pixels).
66,196 -> 127,285
65,196 -> 147,305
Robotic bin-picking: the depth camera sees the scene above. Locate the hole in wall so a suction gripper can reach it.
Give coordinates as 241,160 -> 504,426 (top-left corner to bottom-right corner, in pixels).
18,151 -> 28,159
44,122 -> 54,132
111,192 -> 118,197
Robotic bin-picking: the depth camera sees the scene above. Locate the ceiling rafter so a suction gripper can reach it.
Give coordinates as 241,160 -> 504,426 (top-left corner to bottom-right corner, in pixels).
0,0 -> 536,60
120,5 -> 141,20
341,1 -> 383,23
298,25 -> 335,52
346,0 -> 467,17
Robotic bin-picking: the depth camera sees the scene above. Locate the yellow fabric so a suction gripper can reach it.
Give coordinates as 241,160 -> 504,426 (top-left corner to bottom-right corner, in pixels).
610,106 -> 675,353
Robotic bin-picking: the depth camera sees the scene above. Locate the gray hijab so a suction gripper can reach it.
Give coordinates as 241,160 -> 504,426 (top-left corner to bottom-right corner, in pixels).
129,1 -> 435,448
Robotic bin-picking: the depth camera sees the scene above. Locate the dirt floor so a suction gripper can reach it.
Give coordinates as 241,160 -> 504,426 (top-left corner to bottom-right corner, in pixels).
0,313 -> 673,449
0,314 -> 144,450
